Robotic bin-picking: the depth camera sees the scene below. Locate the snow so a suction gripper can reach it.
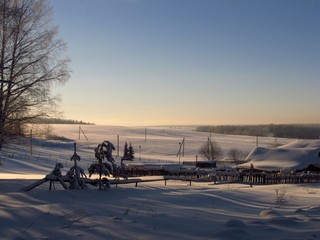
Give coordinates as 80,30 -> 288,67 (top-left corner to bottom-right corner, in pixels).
0,125 -> 320,239
239,140 -> 320,171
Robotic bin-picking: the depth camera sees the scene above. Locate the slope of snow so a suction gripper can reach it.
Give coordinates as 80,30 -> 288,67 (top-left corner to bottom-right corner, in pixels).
239,139 -> 320,171
0,180 -> 320,240
0,125 -> 319,240
279,139 -> 320,149
0,125 -> 294,176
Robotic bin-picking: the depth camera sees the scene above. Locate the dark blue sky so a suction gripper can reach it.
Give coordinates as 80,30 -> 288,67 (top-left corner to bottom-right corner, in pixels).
51,0 -> 320,125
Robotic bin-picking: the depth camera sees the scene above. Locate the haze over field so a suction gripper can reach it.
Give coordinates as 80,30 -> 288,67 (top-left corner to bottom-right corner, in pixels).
51,0 -> 320,126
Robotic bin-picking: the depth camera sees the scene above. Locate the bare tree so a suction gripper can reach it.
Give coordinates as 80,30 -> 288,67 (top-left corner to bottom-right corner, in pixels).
228,148 -> 247,165
198,138 -> 223,161
0,0 -> 70,148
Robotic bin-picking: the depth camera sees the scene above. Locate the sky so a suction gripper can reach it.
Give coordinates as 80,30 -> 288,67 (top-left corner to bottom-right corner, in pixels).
50,0 -> 320,126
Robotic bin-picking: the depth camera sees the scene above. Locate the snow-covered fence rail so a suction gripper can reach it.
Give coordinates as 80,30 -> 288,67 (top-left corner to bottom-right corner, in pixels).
0,151 -> 95,162
0,149 -> 97,171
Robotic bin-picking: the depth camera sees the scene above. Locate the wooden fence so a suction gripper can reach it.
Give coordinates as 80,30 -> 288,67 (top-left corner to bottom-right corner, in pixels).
241,173 -> 320,185
125,168 -> 320,185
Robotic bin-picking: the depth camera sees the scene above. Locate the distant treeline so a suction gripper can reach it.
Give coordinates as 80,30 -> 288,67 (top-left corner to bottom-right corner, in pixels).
38,118 -> 95,125
195,124 -> 320,139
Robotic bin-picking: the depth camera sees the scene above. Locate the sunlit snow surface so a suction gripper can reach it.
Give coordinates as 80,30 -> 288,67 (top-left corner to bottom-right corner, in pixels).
0,125 -> 319,240
0,125 -> 293,176
240,139 -> 320,171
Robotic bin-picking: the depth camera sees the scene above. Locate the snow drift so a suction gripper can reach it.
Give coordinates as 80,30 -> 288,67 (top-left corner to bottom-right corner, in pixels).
0,126 -> 320,240
239,140 -> 320,171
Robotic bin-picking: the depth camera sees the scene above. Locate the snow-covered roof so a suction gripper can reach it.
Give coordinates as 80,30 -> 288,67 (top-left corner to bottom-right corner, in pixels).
238,140 -> 320,171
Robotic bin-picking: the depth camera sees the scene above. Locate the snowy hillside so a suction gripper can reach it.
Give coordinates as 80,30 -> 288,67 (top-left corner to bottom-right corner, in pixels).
0,125 -> 294,177
0,125 -> 319,240
239,139 -> 320,171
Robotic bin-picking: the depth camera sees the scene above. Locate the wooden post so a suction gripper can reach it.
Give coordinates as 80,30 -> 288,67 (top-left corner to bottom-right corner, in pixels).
250,163 -> 254,187
145,127 -> 147,142
117,135 -> 119,157
182,138 -> 185,157
30,134 -> 32,156
178,142 -> 181,164
79,126 -> 88,140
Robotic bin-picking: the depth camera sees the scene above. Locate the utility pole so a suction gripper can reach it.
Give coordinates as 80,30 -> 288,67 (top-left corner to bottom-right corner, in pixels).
178,142 -> 181,164
176,139 -> 185,165
78,126 -> 88,140
117,135 -> 120,158
145,127 -> 147,142
182,138 -> 185,157
30,129 -> 33,155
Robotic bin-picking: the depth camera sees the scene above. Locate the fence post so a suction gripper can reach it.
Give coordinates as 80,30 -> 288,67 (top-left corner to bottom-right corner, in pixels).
30,129 -> 33,155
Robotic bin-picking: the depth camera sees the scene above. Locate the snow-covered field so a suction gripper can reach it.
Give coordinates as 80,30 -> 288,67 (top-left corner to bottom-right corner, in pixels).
0,125 -> 319,240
